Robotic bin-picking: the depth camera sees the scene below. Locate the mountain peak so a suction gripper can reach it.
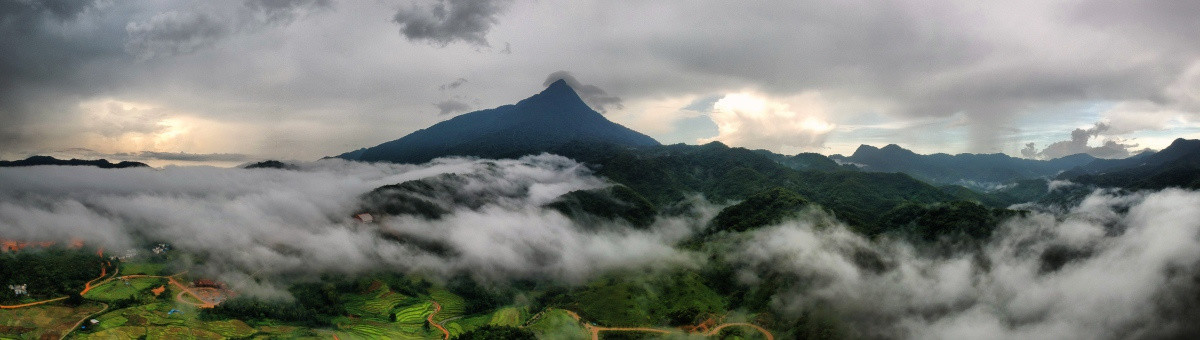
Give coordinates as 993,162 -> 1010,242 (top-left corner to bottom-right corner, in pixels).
536,78 -> 578,99
520,78 -> 591,113
852,144 -> 879,156
345,80 -> 660,163
546,78 -> 571,90
1167,138 -> 1199,149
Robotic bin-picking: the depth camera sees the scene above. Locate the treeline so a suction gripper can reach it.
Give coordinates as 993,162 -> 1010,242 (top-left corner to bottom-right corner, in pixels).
549,142 -> 964,233
0,247 -> 105,303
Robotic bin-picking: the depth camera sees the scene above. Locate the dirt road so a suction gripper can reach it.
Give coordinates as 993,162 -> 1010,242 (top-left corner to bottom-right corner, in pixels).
560,308 -> 775,340
118,274 -> 220,308
705,322 -> 774,340
428,300 -> 450,340
2,261 -> 110,309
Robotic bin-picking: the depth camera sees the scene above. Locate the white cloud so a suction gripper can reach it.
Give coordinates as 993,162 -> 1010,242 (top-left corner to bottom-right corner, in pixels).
0,154 -> 702,294
703,91 -> 836,153
727,189 -> 1200,339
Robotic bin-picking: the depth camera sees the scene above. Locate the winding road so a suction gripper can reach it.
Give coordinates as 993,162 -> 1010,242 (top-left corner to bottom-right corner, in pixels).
560,309 -> 774,340
428,300 -> 450,340
117,274 -> 221,308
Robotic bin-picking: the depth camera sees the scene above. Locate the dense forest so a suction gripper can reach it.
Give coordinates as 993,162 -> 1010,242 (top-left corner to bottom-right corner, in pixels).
0,247 -> 105,303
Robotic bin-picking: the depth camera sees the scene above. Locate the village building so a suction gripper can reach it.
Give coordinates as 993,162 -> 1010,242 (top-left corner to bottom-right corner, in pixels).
8,284 -> 27,295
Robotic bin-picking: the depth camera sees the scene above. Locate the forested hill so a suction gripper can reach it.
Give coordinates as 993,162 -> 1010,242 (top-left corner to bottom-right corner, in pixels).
831,144 -> 1095,187
339,80 -> 659,164
1061,138 -> 1200,189
546,142 -> 974,232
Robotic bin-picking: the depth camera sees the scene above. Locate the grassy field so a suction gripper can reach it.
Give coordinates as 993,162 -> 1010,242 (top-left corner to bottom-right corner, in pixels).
0,302 -> 106,340
76,302 -> 265,339
334,319 -> 431,340
82,277 -> 167,302
488,307 -> 521,327
444,314 -> 490,338
119,262 -> 168,276
527,309 -> 589,339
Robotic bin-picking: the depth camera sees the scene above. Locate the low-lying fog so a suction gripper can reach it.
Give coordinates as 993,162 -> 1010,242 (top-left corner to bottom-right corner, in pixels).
3,155 -> 1198,339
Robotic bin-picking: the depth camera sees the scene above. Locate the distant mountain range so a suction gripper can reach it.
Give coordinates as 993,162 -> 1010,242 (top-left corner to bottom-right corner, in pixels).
338,79 -> 660,164
829,144 -> 1097,188
0,156 -> 149,169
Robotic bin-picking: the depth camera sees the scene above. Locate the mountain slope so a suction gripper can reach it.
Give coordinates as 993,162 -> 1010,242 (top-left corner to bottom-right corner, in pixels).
1062,138 -> 1200,189
831,144 -> 1095,188
343,80 -> 660,164
546,141 -> 962,231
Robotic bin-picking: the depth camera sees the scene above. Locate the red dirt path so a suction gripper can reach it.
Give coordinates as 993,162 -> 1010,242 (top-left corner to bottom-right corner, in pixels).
428,300 -> 450,340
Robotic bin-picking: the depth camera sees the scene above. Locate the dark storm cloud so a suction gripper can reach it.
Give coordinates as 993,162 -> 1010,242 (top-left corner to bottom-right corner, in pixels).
0,0 -> 337,157
125,1 -> 332,60
439,77 -> 468,90
391,0 -> 514,47
2,1 -> 1199,160
543,71 -> 624,113
1072,0 -> 1200,54
0,0 -> 125,150
434,99 -> 471,115
0,0 -> 94,21
244,0 -> 332,24
124,11 -> 230,60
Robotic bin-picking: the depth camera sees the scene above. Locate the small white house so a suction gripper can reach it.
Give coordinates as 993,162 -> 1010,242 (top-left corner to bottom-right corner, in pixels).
354,213 -> 374,223
8,284 -> 27,295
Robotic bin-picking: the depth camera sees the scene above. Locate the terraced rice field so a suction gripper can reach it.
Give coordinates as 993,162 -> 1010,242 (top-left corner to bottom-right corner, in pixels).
0,302 -> 106,339
146,325 -> 223,339
488,307 -> 521,327
77,302 -> 260,339
444,314 -> 490,338
200,319 -> 256,338
428,290 -> 464,323
335,320 -> 431,340
391,301 -> 433,323
343,283 -> 409,319
85,325 -> 147,339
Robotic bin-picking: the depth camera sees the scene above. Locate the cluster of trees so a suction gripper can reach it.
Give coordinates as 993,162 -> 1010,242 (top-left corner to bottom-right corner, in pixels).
877,200 -> 1024,241
452,325 -> 534,340
200,297 -> 339,327
202,273 -> 435,327
446,275 -> 513,315
0,247 -> 104,303
537,270 -> 726,328
707,187 -> 809,234
547,185 -> 658,229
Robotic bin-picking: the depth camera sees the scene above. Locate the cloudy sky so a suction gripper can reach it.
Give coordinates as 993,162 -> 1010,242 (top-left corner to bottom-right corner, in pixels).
3,0 -> 1200,165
